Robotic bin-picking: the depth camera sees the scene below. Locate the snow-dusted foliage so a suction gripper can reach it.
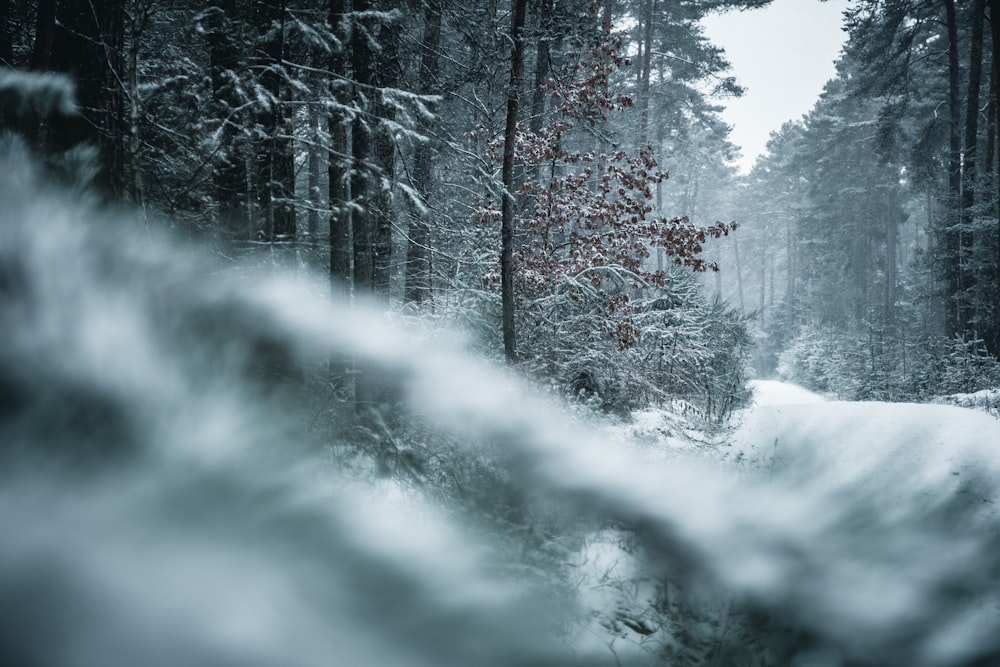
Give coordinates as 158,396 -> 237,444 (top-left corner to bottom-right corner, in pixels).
777,323 -> 1000,403
469,37 -> 745,417
5,146 -> 1000,666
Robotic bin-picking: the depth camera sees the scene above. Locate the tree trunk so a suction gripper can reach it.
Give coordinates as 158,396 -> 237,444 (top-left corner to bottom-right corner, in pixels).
756,246 -> 764,309
404,0 -> 442,305
206,1 -> 248,241
501,0 -> 528,362
733,232 -> 745,312
529,6 -> 550,135
785,218 -> 794,320
991,0 -> 1000,352
307,107 -> 321,238
28,0 -> 56,70
638,0 -> 654,146
351,0 -> 375,292
50,0 -> 126,197
943,0 -> 962,337
884,178 -> 899,328
254,0 -> 294,242
328,0 -> 351,295
0,0 -> 10,66
959,0 -> 986,333
370,18 -> 402,300
127,0 -> 153,213
986,54 -> 997,192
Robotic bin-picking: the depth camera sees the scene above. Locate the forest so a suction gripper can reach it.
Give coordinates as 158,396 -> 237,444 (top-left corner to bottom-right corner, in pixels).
2,1 -> 1000,666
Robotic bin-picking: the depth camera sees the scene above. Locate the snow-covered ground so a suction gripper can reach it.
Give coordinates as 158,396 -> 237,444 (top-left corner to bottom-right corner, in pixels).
936,388 -> 1000,420
574,380 -> 1000,664
735,379 -> 1000,475
747,378 -> 827,405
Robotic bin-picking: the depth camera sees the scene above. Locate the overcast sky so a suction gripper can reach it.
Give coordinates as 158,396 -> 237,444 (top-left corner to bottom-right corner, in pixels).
701,0 -> 851,173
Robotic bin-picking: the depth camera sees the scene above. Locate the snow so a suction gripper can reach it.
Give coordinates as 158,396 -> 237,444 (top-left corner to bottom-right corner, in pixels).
8,147 -> 1000,667
724,382 -> 1000,664
572,379 -> 1000,664
734,381 -> 1000,476
747,378 -> 826,405
936,388 -> 1000,420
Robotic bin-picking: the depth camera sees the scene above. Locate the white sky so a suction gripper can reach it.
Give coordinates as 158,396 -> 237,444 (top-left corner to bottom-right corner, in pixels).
701,0 -> 851,173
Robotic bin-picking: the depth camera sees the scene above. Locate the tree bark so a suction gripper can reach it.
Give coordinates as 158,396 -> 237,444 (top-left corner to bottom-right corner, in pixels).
404,0 -> 442,305
943,0 -> 962,337
206,1 -> 248,241
28,0 -> 56,70
529,8 -> 550,135
501,0 -> 528,362
958,0 -> 986,332
885,177 -> 899,327
351,0 -> 375,293
307,107 -> 321,238
328,0 -> 351,295
991,0 -> 1000,352
127,0 -> 153,212
638,0 -> 654,146
50,0 -> 126,197
371,17 -> 402,300
733,232 -> 745,312
0,0 -> 10,66
254,0 -> 295,242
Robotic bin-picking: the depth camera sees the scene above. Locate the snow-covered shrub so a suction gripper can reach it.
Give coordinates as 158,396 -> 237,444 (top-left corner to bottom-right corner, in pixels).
777,323 -> 1000,403
937,335 -> 1000,394
775,324 -> 836,391
935,389 -> 1000,419
499,267 -> 752,421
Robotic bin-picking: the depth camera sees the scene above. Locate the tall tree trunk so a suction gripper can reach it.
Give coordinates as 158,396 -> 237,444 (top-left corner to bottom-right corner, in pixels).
885,178 -> 899,327
371,17 -> 402,299
404,0 -> 442,305
960,0 -> 986,332
127,0 -> 152,212
638,0 -> 654,146
598,0 -> 613,159
328,0 -> 351,294
206,1 -> 248,241
254,0 -> 294,242
351,0 -> 375,292
986,55 -> 997,191
326,0 -> 354,404
733,232 -> 745,312
501,0 -> 528,362
943,0 -> 963,337
991,0 -> 1000,352
307,107 -> 321,238
50,0 -> 126,197
28,0 -> 56,70
785,218 -> 795,321
529,4 -> 550,135
0,0 -> 10,66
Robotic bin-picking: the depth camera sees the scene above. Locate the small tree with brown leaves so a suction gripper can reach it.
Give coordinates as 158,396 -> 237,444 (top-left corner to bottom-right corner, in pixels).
475,36 -> 743,412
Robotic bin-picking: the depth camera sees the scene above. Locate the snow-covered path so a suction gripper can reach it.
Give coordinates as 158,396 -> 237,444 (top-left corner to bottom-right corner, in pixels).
579,382 -> 1000,665
733,379 -> 1000,506
747,378 -> 827,405
736,379 -> 999,474
711,380 -> 1000,664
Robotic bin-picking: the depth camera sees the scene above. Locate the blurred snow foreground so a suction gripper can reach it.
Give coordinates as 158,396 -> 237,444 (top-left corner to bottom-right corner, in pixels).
2,153 -> 1000,667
